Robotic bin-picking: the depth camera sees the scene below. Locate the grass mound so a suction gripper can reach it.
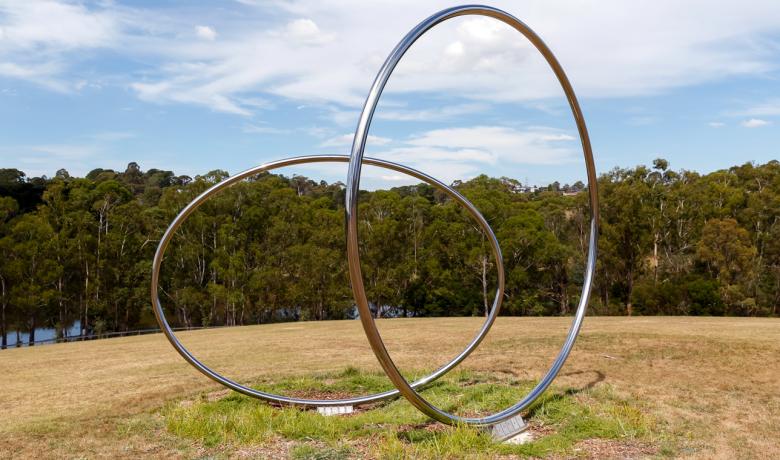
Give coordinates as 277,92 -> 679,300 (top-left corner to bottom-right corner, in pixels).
164,367 -> 657,459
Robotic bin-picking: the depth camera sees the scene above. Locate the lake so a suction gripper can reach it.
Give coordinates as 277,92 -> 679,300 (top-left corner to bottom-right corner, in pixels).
4,320 -> 82,347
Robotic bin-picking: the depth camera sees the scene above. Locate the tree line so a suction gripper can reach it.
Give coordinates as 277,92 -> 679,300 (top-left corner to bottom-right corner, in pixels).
1,158 -> 778,348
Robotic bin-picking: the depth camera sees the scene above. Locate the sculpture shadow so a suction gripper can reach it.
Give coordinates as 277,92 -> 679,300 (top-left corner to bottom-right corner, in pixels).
523,369 -> 606,419
396,369 -> 606,444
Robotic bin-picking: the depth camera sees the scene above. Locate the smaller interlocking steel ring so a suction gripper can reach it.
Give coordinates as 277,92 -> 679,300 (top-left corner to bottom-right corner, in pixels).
345,5 -> 599,426
151,154 -> 505,407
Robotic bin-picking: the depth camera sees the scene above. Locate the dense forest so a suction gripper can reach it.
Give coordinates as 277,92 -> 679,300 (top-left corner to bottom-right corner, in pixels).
1,158 -> 778,348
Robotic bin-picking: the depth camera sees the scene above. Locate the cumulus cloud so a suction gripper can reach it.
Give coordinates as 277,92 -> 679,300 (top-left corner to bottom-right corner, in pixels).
283,18 -> 333,45
741,118 -> 771,128
195,25 -> 217,40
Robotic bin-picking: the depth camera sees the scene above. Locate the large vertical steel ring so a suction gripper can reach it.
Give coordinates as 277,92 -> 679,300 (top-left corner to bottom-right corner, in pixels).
151,154 -> 505,407
345,5 -> 599,426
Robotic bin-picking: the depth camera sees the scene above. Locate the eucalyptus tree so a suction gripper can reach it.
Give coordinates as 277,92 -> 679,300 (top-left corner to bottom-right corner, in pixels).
0,196 -> 19,348
5,213 -> 60,344
697,218 -> 758,315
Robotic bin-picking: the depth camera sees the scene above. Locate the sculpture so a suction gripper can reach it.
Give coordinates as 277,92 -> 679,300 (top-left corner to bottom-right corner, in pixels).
152,5 -> 597,441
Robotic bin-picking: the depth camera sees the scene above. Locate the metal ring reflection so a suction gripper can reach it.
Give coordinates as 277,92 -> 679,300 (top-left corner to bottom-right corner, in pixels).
151,154 -> 505,407
345,5 -> 599,426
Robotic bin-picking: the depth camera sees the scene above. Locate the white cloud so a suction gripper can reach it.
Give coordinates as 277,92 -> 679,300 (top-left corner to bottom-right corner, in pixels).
241,97 -> 273,109
195,25 -> 217,41
321,106 -> 360,127
287,18 -> 318,36
360,158 -> 483,187
741,118 -> 771,128
445,41 -> 464,57
320,133 -> 392,147
157,0 -> 780,113
350,125 -> 577,185
380,174 -> 407,181
378,145 -> 497,165
3,0 -> 780,115
0,1 -> 119,91
731,99 -> 780,117
708,121 -> 725,128
404,126 -> 576,165
295,125 -> 577,186
0,1 -> 118,49
0,61 -> 70,92
131,80 -> 253,116
284,18 -> 332,44
376,103 -> 488,122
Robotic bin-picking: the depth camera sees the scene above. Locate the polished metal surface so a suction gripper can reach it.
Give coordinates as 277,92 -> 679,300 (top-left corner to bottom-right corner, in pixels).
151,154 -> 505,408
345,5 -> 599,426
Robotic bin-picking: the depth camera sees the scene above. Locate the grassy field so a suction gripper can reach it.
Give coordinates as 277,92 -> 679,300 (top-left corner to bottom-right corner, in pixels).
1,317 -> 778,459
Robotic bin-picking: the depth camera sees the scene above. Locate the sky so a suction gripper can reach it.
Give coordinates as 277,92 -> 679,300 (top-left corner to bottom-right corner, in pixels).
1,0 -> 780,189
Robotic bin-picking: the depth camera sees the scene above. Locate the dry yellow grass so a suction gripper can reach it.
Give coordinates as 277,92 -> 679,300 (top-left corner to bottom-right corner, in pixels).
1,316 -> 779,458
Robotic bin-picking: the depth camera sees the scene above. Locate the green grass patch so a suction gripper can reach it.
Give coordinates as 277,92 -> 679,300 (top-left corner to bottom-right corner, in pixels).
163,368 -> 657,458
290,444 -> 353,460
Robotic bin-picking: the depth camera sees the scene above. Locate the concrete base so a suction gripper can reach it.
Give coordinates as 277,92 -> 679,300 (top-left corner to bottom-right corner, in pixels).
316,405 -> 354,416
487,415 -> 528,442
502,430 -> 534,445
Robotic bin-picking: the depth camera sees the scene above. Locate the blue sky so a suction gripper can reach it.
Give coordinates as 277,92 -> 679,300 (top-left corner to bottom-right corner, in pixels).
1,0 -> 780,189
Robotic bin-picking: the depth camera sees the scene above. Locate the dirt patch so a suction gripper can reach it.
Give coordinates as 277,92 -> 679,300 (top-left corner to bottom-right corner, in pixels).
564,439 -> 658,459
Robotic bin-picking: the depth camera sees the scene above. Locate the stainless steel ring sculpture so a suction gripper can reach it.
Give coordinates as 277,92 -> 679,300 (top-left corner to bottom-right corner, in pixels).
345,5 -> 598,426
151,154 -> 505,408
152,4 -> 598,436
